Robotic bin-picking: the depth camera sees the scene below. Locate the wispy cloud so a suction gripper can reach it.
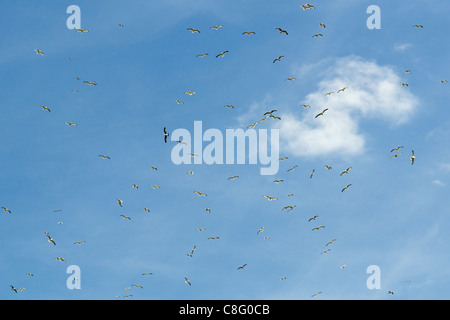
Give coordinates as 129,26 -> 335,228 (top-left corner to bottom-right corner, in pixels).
274,56 -> 420,159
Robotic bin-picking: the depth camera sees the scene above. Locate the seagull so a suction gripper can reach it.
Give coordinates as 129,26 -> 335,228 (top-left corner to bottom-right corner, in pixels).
225,104 -> 235,109
242,31 -> 256,36
196,53 -> 208,58
315,108 -> 328,118
197,228 -> 206,231
227,176 -> 239,180
264,109 -> 278,116
65,122 -> 77,126
237,264 -> 247,270
337,87 -> 348,93
312,292 -> 322,297
257,226 -> 264,235
391,146 -> 404,152
83,80 -> 97,86
41,106 -> 51,112
216,50 -> 229,58
282,205 -> 296,212
46,234 -> 56,245
273,179 -> 284,183
34,49 -> 44,56
312,33 -> 323,38
321,249 -> 331,254
176,99 -> 184,104
340,264 -> 349,269
326,239 -> 337,246
132,184 -> 139,189
144,208 -> 151,213
276,28 -> 288,35
99,155 -> 110,159
308,215 -> 319,222
388,290 -> 394,295
151,185 -> 160,189
402,83 -> 408,87
74,241 -> 86,245
194,191 -> 207,197
205,208 -> 211,213
413,25 -> 423,28
310,169 -> 315,179
1,207 -> 11,213
186,245 -> 197,257
10,285 -> 18,293
410,150 -> 416,165
208,236 -> 220,240
120,214 -> 131,220
117,198 -> 123,207
119,24 -> 124,27
440,80 -> 447,84
287,165 -> 298,172
210,25 -> 223,30
142,273 -> 153,276
324,165 -> 332,170
404,69 -> 412,74
312,226 -> 325,231
391,152 -> 402,159
76,29 -> 89,33
131,284 -> 143,289
263,195 -> 278,201
286,77 -> 296,82
319,23 -> 326,28
340,167 -> 352,176
163,127 -> 169,143
185,277 -> 192,286
184,91 -> 196,95
273,56 -> 284,63
187,28 -> 200,33
301,104 -> 311,108
341,184 -> 352,192
56,257 -> 66,263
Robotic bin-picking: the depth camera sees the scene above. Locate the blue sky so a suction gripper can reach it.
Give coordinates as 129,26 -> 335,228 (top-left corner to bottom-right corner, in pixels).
1,0 -> 450,300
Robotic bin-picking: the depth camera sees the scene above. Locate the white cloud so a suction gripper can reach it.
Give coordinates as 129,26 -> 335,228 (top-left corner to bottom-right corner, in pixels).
432,179 -> 446,187
394,43 -> 412,52
274,56 -> 420,159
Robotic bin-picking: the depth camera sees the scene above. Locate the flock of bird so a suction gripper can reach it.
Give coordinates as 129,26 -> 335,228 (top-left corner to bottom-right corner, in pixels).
3,1 -> 446,300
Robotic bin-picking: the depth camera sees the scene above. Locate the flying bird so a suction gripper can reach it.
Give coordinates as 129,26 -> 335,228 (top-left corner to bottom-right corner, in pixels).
257,226 -> 264,235
56,257 -> 66,263
410,150 -> 416,165
194,191 -> 207,197
413,25 -> 423,28
308,215 -> 319,222
74,241 -> 86,245
273,179 -> 284,183
440,80 -> 447,84
337,87 -> 348,93
164,127 -> 169,143
216,50 -> 229,58
391,146 -> 403,152
263,195 -> 278,201
132,184 -> 139,189
340,167 -> 352,176
315,108 -> 328,118
282,205 -> 296,212
312,33 -> 323,38
144,208 -> 151,213
312,226 -> 325,231
287,165 -> 298,172
326,239 -> 337,246
185,277 -> 191,286
210,25 -> 223,30
301,104 -> 311,108
46,234 -> 56,245
120,214 -> 131,220
276,28 -> 288,35
76,29 -> 89,33
237,264 -> 247,270
184,91 -> 196,95
228,176 -> 239,180
324,165 -> 332,170
391,152 -> 401,159
187,28 -> 200,33
208,236 -> 219,240
34,49 -> 44,56
319,23 -> 326,28
196,53 -> 208,58
117,198 -> 123,207
310,169 -> 315,179
65,122 -> 77,126
1,207 -> 11,213
99,155 -> 110,159
273,56 -> 284,63
286,77 -> 296,82
341,184 -> 352,192
242,31 -> 255,36
40,106 -> 51,112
